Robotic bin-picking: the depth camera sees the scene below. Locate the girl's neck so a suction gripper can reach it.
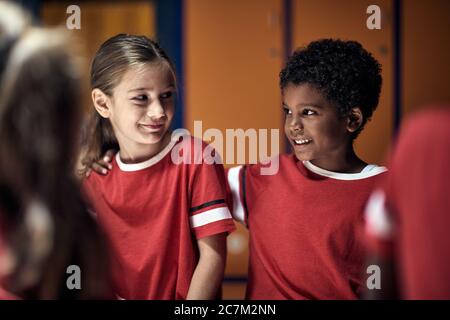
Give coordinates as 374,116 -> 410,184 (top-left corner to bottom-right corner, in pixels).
118,132 -> 172,164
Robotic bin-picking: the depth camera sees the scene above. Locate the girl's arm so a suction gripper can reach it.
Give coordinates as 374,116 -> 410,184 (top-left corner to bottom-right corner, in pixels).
186,232 -> 227,300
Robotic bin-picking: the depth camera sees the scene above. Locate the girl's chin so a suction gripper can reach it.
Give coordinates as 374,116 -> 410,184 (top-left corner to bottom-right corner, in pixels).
141,130 -> 171,144
142,136 -> 165,145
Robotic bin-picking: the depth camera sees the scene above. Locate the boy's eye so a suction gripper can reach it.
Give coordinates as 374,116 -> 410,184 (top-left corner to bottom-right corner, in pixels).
302,109 -> 316,116
283,107 -> 292,116
160,91 -> 174,100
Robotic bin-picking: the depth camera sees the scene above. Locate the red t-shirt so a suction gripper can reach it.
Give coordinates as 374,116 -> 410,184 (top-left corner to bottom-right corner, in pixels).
365,108 -> 450,299
83,135 -> 236,299
227,154 -> 386,299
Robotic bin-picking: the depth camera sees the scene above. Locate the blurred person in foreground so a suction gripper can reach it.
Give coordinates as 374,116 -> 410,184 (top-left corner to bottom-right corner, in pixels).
365,107 -> 450,299
0,1 -> 112,299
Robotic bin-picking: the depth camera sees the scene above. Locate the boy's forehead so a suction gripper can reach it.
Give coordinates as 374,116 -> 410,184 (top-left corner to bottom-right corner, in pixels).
282,83 -> 329,106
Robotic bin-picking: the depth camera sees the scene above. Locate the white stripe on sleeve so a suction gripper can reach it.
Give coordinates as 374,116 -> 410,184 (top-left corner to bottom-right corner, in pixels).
190,207 -> 232,228
227,166 -> 246,225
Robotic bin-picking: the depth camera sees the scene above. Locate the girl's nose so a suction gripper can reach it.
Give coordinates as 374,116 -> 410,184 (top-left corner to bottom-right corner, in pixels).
147,100 -> 166,120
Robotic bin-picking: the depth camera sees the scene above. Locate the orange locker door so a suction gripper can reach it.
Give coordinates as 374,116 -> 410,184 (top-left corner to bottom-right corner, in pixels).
42,1 -> 156,112
184,0 -> 284,299
403,0 -> 450,115
42,1 -> 156,61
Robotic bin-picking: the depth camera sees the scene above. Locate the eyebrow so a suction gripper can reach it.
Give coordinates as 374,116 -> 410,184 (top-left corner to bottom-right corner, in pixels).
282,102 -> 322,109
127,85 -> 175,93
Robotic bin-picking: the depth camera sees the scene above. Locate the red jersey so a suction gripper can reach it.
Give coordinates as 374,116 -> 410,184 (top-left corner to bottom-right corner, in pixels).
365,108 -> 450,299
83,134 -> 235,299
227,154 -> 386,299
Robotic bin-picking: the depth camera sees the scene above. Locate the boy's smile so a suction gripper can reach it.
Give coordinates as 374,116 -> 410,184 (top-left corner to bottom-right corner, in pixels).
282,83 -> 361,172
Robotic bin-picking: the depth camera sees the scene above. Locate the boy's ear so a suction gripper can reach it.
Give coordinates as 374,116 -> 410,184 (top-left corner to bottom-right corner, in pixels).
92,88 -> 111,118
346,107 -> 364,133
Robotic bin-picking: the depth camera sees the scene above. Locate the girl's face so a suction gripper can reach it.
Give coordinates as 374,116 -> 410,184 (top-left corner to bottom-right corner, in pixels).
107,63 -> 175,159
283,83 -> 353,169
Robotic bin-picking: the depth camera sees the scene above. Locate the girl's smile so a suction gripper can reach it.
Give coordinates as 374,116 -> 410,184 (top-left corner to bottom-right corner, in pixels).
93,62 -> 176,163
138,122 -> 166,132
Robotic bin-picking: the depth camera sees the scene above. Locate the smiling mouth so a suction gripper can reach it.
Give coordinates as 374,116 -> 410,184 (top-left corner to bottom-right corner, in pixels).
292,138 -> 312,145
139,123 -> 165,131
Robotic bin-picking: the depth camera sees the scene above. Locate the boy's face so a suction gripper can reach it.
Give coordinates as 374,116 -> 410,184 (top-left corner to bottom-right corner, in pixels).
282,83 -> 353,168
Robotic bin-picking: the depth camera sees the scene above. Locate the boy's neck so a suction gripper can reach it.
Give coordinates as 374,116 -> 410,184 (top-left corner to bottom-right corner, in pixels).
309,148 -> 367,174
118,132 -> 172,164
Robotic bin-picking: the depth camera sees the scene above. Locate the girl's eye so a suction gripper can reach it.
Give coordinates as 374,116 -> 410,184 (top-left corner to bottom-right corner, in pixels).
160,91 -> 173,100
283,107 -> 292,116
133,95 -> 148,102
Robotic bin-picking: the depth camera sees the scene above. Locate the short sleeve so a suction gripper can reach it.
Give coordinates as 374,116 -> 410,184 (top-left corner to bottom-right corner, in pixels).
189,160 -> 236,239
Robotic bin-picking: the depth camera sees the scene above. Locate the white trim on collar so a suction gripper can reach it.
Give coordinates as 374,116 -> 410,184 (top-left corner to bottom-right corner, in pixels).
116,132 -> 185,172
303,160 -> 387,180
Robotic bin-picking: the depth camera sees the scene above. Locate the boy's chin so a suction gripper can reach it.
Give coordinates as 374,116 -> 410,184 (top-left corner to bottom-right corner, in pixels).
293,151 -> 312,162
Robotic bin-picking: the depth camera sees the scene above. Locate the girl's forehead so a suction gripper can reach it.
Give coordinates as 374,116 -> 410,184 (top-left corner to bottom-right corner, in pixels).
118,62 -> 175,89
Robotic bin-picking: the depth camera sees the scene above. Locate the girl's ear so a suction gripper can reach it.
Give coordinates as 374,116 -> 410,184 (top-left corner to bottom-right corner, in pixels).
347,107 -> 364,133
92,89 -> 111,118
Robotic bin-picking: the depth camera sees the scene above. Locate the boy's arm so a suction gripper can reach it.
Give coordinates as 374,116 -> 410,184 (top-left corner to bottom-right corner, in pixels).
84,149 -> 116,177
186,233 -> 227,300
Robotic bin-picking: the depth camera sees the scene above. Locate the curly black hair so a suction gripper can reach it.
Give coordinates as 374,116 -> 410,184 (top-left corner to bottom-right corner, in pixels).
280,39 -> 382,138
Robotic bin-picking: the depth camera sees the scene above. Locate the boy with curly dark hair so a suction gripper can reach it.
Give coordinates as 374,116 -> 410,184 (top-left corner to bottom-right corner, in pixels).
226,39 -> 387,299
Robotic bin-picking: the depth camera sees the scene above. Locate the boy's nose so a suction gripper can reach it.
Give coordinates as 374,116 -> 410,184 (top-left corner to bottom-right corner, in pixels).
289,117 -> 304,132
146,100 -> 166,120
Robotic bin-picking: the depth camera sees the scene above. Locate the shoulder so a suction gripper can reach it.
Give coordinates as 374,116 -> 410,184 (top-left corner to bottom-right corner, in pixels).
171,131 -> 223,167
82,164 -> 116,192
244,153 -> 296,178
227,154 -> 295,191
395,108 -> 450,156
403,108 -> 450,133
